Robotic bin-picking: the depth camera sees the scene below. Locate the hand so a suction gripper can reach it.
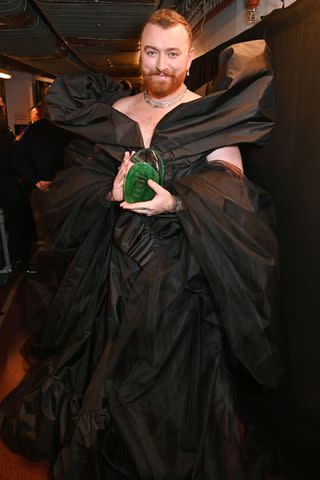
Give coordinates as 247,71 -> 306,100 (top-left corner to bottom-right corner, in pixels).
111,151 -> 134,202
36,180 -> 52,191
120,179 -> 176,216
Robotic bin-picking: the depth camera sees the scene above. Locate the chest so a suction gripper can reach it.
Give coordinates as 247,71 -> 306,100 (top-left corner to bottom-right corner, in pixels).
128,108 -> 170,148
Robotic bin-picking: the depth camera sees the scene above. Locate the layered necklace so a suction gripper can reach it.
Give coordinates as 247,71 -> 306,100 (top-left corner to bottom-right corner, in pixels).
143,84 -> 187,109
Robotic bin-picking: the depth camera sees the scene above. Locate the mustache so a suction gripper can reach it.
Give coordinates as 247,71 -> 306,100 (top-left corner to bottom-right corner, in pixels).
147,69 -> 174,77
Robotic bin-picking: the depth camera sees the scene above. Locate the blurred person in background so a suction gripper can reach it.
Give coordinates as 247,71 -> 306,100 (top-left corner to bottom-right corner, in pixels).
0,108 -> 31,269
15,104 -> 41,141
13,100 -> 71,192
0,96 -> 6,115
30,104 -> 40,123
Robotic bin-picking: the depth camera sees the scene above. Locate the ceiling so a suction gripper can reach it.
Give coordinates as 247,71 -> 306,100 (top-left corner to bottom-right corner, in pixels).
0,0 -> 234,86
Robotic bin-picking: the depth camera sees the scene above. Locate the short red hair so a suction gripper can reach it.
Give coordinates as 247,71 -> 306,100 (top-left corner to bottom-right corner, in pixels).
142,9 -> 192,47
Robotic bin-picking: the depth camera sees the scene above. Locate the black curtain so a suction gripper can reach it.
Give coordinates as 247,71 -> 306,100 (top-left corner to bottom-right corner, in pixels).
190,1 -> 320,478
258,3 -> 320,477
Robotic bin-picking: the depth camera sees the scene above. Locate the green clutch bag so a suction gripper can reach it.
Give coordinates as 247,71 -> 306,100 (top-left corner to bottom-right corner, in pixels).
124,148 -> 164,203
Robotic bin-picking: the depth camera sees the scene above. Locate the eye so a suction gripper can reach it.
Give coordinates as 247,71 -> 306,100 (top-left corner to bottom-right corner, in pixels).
146,50 -> 157,57
168,51 -> 179,58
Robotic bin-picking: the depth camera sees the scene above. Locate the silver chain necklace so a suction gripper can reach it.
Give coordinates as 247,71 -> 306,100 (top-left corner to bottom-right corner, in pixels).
143,84 -> 187,109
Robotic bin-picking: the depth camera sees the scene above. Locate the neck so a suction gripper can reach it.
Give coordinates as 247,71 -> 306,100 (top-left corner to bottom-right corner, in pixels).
144,84 -> 187,109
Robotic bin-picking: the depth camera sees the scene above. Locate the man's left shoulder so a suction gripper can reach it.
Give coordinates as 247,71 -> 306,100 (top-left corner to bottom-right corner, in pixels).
184,90 -> 201,103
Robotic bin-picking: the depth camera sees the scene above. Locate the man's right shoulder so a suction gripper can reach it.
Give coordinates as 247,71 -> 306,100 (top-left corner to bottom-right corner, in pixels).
112,92 -> 141,113
112,96 -> 128,110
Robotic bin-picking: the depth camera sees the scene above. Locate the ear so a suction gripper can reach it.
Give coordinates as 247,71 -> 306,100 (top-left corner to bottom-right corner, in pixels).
187,47 -> 194,70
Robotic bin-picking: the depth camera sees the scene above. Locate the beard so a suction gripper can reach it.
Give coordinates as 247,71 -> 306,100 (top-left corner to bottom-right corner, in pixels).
142,68 -> 187,98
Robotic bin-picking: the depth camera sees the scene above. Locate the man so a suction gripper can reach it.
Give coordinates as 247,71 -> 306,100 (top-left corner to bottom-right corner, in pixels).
30,104 -> 40,123
0,96 -> 6,115
112,10 -> 243,215
0,107 -> 30,269
0,9 -> 281,480
13,100 -> 71,192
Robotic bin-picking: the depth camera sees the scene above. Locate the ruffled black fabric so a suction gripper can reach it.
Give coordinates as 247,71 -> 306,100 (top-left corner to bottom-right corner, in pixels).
0,41 -> 282,479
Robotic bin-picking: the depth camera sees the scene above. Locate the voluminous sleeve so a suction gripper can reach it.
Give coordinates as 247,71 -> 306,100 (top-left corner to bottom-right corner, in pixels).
175,162 -> 282,388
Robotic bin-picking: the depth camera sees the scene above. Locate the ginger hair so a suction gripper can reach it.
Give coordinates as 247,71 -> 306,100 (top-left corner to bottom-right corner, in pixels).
141,9 -> 192,47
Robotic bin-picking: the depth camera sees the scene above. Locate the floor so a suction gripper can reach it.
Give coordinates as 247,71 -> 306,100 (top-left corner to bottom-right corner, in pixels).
0,272 -> 51,480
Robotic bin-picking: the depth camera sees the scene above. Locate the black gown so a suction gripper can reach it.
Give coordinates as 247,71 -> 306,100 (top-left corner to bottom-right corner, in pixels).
0,40 -> 282,479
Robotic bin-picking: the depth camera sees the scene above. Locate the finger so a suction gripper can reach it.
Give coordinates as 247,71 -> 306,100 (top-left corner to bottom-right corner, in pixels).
118,165 -> 127,176
118,152 -> 130,170
123,150 -> 135,163
147,179 -> 164,193
120,201 -> 152,211
123,159 -> 134,173
119,151 -> 134,174
120,158 -> 129,169
118,160 -> 131,177
120,201 -> 142,209
123,206 -> 154,216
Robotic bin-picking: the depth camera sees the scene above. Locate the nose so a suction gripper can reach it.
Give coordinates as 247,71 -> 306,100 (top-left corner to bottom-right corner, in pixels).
156,53 -> 168,72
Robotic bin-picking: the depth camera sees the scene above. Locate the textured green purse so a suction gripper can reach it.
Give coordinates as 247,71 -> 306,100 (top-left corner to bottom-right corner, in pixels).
124,148 -> 164,203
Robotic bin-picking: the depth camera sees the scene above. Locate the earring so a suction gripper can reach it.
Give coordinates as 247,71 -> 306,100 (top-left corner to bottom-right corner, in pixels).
186,69 -> 190,77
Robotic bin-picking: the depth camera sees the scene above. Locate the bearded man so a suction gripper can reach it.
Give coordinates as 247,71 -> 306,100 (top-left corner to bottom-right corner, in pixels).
0,9 -> 281,480
112,10 -> 242,215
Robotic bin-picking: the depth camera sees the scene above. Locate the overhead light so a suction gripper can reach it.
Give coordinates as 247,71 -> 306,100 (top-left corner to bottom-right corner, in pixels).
0,68 -> 11,79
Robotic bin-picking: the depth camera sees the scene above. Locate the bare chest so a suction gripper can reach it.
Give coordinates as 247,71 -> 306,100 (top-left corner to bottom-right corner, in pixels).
128,108 -> 169,148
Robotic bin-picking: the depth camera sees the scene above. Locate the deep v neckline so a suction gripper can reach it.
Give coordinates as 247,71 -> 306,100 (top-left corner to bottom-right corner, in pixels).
111,97 -> 202,149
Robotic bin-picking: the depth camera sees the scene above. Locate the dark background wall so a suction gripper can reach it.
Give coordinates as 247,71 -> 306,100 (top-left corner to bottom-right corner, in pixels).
259,3 -> 320,477
190,1 -> 320,478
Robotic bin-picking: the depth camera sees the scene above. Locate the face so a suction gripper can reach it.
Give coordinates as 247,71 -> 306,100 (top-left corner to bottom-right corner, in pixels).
140,23 -> 193,98
30,107 -> 39,123
0,97 -> 5,114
